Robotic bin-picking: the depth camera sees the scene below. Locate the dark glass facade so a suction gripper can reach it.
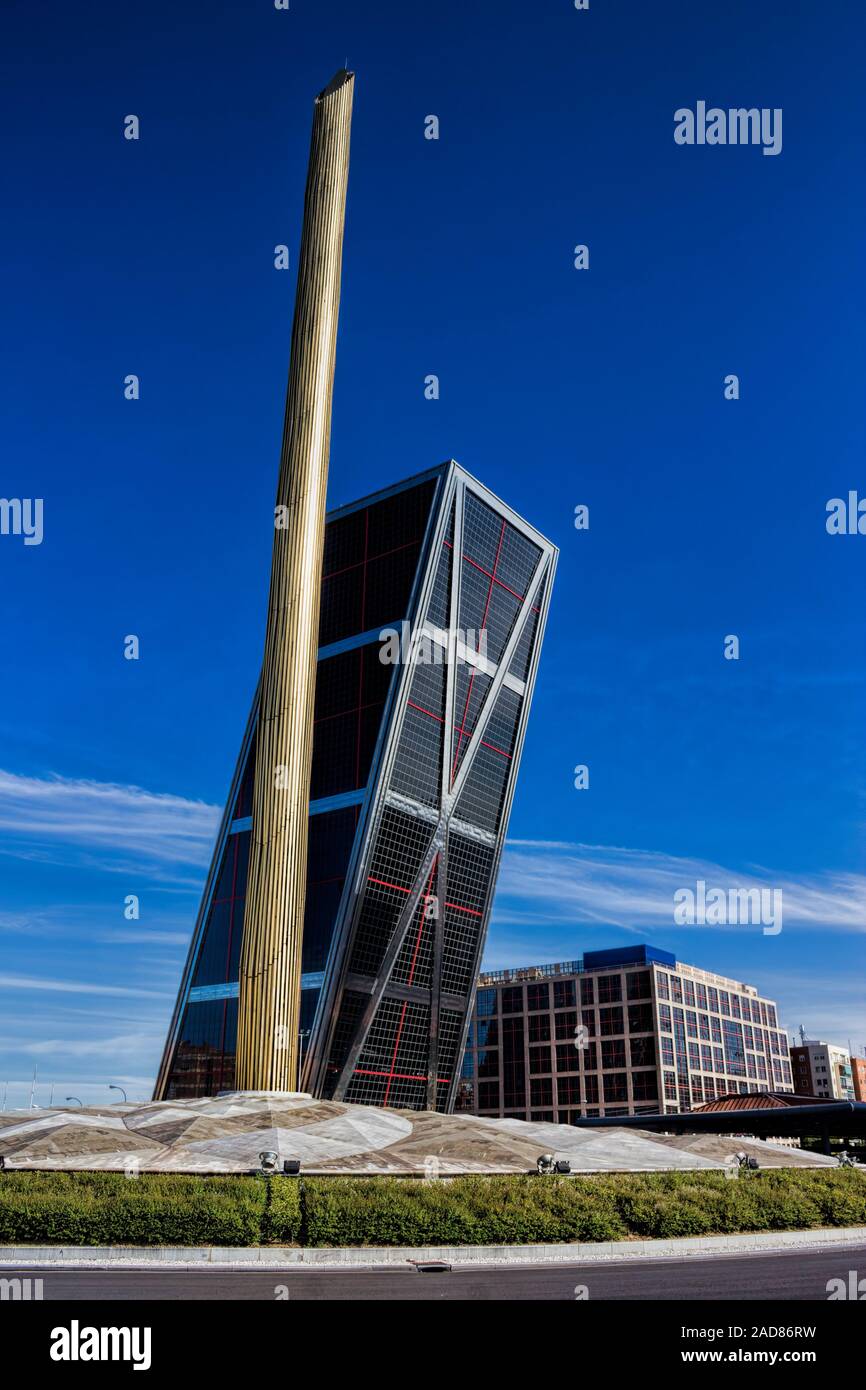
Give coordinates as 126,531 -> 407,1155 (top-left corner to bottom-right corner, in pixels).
155,464 -> 556,1110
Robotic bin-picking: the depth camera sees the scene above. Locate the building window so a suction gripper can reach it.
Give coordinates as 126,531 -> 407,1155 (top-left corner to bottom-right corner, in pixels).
502,1014 -> 525,1108
478,1080 -> 499,1110
476,988 -> 497,1016
627,970 -> 651,1000
603,1073 -> 628,1104
530,1078 -> 553,1108
630,1036 -> 656,1068
632,1070 -> 658,1101
599,1006 -> 623,1036
528,1013 -> 550,1043
527,982 -> 550,1012
477,1048 -> 499,1078
723,1020 -> 746,1077
554,1010 -> 577,1041
476,1017 -> 498,1048
501,986 -> 523,1014
601,1038 -> 626,1069
584,1075 -> 599,1105
580,977 -> 594,1006
598,973 -> 622,1004
628,1003 -> 653,1034
554,979 -> 577,1009
557,1075 -> 581,1107
529,1045 -> 551,1075
555,1042 -> 578,1073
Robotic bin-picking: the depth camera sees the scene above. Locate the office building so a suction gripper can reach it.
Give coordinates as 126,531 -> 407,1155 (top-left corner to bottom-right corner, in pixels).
459,945 -> 793,1121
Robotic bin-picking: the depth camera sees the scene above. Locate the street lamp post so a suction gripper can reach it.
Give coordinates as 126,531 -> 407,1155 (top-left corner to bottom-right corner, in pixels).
66,1096 -> 83,1107
108,1084 -> 128,1104
298,1030 -> 311,1087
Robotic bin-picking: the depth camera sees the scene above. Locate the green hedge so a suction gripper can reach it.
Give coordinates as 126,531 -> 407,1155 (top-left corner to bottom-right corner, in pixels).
298,1175 -> 627,1245
0,1172 -> 267,1246
0,1168 -> 864,1247
295,1169 -> 866,1247
263,1176 -> 302,1244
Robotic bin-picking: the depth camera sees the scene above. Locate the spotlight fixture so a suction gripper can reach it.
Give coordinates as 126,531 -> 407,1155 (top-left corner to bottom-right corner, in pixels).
282,1159 -> 301,1176
258,1150 -> 280,1174
553,1159 -> 571,1175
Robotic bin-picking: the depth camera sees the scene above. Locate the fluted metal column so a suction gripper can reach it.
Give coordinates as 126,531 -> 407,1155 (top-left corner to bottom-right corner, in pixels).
236,69 -> 354,1092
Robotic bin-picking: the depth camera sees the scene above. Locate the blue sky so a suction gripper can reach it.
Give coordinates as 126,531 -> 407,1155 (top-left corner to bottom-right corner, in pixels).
1,0 -> 864,1105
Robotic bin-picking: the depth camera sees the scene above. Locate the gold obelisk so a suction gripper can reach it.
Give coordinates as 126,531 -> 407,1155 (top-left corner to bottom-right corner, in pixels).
236,70 -> 354,1092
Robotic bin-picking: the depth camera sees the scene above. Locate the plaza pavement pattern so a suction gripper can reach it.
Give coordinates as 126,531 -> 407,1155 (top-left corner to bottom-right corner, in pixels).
0,1091 -> 840,1174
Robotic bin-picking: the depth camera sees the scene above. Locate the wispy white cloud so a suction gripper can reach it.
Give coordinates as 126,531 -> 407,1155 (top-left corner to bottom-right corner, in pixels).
0,1032 -> 162,1060
0,769 -> 220,874
0,974 -> 173,1000
496,839 -> 866,933
96,931 -> 190,947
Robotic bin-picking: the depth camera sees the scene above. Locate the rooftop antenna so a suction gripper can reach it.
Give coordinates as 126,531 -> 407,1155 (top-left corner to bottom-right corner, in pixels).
798,1024 -> 807,1045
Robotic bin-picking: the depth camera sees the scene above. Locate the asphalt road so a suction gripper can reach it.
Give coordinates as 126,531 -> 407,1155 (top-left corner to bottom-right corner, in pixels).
3,1243 -> 864,1299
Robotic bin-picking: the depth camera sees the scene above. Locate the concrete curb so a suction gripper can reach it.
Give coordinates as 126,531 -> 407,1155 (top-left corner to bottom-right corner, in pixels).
2,1225 -> 866,1269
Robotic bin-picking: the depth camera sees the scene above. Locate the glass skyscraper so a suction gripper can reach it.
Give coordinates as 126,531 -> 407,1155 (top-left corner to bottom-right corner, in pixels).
154,461 -> 557,1110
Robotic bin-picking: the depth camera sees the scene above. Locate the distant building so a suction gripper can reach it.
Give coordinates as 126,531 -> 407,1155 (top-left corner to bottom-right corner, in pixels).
458,945 -> 793,1121
790,1040 -> 855,1101
852,1057 -> 866,1103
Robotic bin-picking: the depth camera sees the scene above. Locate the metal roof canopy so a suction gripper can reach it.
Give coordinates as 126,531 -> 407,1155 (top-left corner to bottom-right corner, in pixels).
574,1100 -> 866,1142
